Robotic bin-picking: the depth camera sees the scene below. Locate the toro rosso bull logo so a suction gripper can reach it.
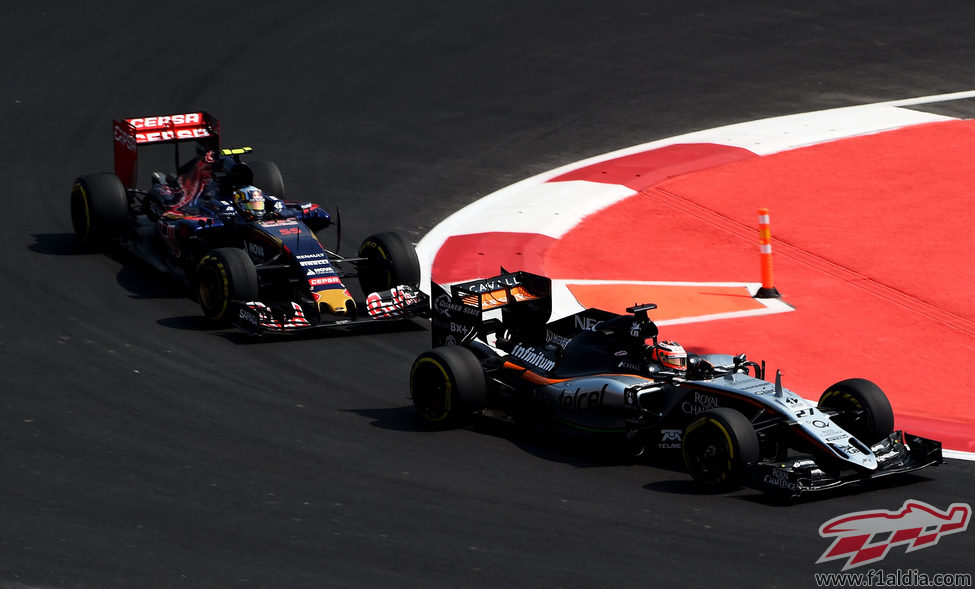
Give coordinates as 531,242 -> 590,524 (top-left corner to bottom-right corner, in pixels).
816,500 -> 971,570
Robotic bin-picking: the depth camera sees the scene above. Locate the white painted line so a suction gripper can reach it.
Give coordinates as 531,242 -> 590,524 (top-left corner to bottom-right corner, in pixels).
670,105 -> 953,156
876,88 -> 975,106
424,180 -> 635,239
943,449 -> 975,462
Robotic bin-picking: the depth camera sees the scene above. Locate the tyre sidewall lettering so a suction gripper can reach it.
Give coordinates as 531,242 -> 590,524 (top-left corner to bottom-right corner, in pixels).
360,241 -> 390,261
411,357 -> 452,422
201,256 -> 231,318
74,183 -> 92,240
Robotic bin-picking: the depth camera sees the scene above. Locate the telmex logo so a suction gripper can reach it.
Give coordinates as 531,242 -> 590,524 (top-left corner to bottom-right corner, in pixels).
816,500 -> 971,570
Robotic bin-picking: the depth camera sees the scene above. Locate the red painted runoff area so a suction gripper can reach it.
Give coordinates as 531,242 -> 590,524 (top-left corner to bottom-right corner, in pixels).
566,120 -> 975,451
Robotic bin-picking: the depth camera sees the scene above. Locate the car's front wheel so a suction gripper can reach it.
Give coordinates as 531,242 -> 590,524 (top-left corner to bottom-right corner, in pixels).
818,378 -> 894,444
357,231 -> 421,295
196,248 -> 260,322
682,407 -> 759,490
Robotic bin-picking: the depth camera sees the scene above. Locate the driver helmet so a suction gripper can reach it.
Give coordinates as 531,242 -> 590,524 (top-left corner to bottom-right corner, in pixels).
652,340 -> 687,372
233,186 -> 265,218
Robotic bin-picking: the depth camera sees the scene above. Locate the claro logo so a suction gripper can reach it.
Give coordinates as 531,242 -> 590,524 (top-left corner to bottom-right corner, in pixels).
816,500 -> 971,570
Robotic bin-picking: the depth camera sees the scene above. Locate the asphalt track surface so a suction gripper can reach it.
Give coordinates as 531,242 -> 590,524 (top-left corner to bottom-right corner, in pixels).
3,2 -> 974,588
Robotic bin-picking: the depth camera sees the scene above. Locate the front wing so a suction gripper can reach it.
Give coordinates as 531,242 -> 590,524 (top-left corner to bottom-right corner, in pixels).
231,286 -> 429,336
751,431 -> 943,497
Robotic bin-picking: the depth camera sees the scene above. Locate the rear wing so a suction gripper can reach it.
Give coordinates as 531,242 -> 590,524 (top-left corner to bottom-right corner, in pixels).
113,111 -> 221,188
429,270 -> 551,347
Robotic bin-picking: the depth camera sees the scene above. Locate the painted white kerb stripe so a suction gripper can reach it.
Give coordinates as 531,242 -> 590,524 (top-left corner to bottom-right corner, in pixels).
944,450 -> 975,462
425,180 -> 634,238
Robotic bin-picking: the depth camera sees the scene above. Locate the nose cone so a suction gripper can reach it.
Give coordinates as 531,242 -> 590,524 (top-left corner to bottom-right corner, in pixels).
316,288 -> 355,316
829,439 -> 878,470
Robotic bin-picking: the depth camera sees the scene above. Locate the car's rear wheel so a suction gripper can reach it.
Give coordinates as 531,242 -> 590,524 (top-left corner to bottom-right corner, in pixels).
682,407 -> 759,490
196,248 -> 260,322
818,378 -> 894,444
70,173 -> 128,248
248,160 -> 286,200
357,231 -> 421,295
410,346 -> 487,427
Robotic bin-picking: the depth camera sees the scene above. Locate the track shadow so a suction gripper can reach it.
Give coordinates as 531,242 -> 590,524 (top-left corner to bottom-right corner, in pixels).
37,231 -> 428,338
466,419 -> 649,469
644,468 -> 939,506
643,478 -> 731,496
343,405 -> 429,432
350,405 -> 942,502
29,232 -> 84,256
211,317 -> 427,344
32,233 -> 188,299
156,315 -> 223,332
165,316 -> 429,345
347,405 -> 685,471
115,263 -> 186,300
733,472 -> 940,506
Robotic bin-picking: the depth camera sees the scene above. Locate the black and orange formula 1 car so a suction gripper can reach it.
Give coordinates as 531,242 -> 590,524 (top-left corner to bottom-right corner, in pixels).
408,270 -> 942,496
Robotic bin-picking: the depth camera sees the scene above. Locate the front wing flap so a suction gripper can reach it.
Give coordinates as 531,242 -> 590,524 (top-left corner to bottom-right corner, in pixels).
751,431 -> 943,497
231,286 -> 429,336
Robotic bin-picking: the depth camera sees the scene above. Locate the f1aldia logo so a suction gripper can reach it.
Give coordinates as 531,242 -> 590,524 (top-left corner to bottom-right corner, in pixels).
816,499 -> 970,570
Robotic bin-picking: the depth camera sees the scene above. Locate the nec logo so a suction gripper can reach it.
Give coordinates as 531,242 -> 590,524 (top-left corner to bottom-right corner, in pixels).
816,500 -> 971,570
574,315 -> 601,331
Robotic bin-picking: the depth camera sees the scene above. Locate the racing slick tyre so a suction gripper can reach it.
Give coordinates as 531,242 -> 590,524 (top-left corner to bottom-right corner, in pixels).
682,407 -> 760,491
196,248 -> 260,323
248,160 -> 286,200
357,231 -> 421,295
818,378 -> 894,444
70,173 -> 128,248
410,346 -> 487,427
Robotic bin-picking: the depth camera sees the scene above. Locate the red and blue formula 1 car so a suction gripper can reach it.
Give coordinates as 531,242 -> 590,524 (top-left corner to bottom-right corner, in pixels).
70,111 -> 425,335
408,270 -> 942,496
